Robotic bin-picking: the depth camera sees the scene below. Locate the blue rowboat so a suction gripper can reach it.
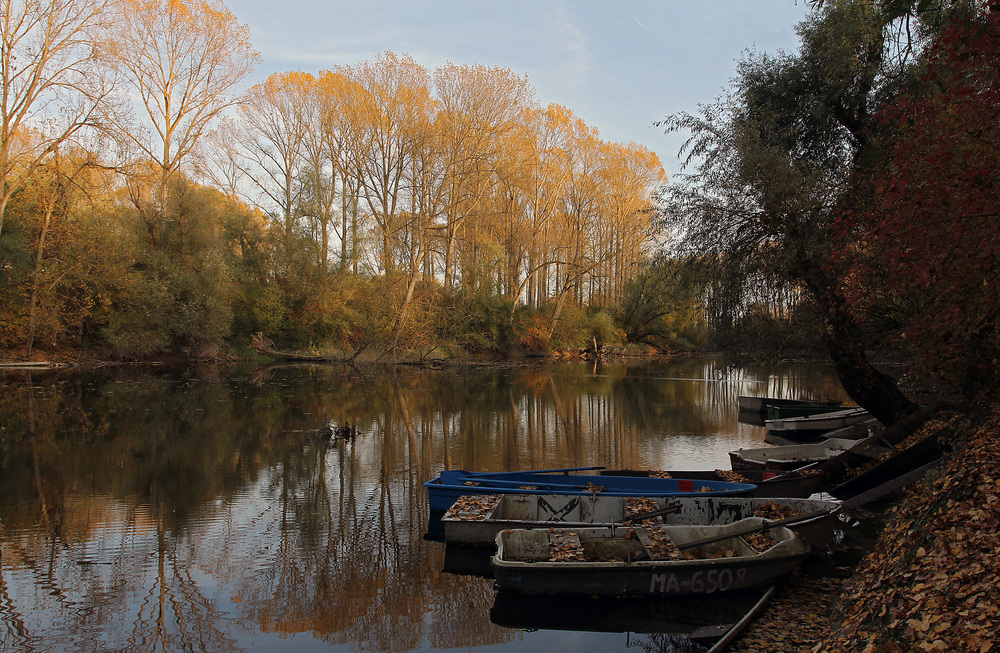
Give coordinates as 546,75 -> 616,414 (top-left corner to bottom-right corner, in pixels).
424,468 -> 757,513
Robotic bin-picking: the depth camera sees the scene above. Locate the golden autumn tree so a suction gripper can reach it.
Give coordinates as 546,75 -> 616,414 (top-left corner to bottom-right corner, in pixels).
315,68 -> 369,274
23,146 -> 93,356
237,71 -> 312,254
433,62 -> 536,292
516,103 -> 576,310
340,52 -> 432,276
0,0 -> 113,241
589,141 -> 665,306
299,71 -> 342,276
544,107 -> 603,338
102,0 -> 259,249
489,110 -> 536,301
9,136 -> 129,355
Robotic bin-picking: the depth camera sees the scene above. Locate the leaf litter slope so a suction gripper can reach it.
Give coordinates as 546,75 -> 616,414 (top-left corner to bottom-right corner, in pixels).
729,407 -> 999,653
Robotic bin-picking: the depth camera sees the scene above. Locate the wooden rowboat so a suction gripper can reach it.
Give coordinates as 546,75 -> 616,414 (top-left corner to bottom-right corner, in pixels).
830,432 -> 949,501
599,468 -> 828,498
765,407 -> 872,440
729,438 -> 880,471
766,403 -> 852,420
424,467 -> 756,513
442,493 -> 842,550
490,519 -> 811,597
738,395 -> 842,414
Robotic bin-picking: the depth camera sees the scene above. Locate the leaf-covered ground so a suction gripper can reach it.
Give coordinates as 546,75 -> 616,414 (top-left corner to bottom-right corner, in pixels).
728,405 -> 1000,653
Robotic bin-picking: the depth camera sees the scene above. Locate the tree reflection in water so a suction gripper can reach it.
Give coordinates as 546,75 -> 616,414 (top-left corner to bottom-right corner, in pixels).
0,358 -> 848,651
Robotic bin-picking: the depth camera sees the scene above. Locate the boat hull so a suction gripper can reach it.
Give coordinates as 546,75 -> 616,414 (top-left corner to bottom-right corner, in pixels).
729,438 -> 869,471
442,494 -> 842,549
738,396 -> 842,414
489,588 -> 772,636
491,521 -> 811,597
424,470 -> 756,513
599,468 -> 827,498
765,407 -> 872,439
766,404 -> 851,419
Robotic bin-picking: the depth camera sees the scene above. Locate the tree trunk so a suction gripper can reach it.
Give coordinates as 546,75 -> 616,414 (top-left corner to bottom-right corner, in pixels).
389,271 -> 421,351
807,276 -> 916,425
25,203 -> 56,357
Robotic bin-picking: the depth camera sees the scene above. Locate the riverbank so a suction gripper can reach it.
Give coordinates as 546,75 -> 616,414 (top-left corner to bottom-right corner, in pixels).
0,341 -> 671,367
730,404 -> 998,652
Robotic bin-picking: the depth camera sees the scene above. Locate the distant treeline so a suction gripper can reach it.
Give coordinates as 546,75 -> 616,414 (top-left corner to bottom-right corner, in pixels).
1,0 -> 677,359
4,0 -> 999,404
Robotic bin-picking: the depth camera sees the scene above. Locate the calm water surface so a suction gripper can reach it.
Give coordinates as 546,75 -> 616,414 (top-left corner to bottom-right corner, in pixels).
0,357 -> 849,652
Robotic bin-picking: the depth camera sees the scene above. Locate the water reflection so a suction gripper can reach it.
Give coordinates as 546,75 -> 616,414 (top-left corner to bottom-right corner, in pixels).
0,358 -> 847,651
490,590 -> 766,635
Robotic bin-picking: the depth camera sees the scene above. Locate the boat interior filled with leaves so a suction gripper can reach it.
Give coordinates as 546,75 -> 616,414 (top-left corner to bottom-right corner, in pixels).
490,518 -> 812,597
442,493 -> 842,550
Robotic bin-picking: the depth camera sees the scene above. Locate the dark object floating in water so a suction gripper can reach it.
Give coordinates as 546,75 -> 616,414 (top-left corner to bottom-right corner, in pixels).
320,420 -> 359,442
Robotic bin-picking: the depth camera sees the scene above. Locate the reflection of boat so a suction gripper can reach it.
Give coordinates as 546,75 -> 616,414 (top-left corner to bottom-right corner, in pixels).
490,519 -> 811,597
442,543 -> 495,577
490,586 -> 771,637
765,407 -> 872,440
738,395 -> 842,414
424,467 -> 757,513
599,468 -> 827,498
442,493 -> 842,550
730,438 -> 879,471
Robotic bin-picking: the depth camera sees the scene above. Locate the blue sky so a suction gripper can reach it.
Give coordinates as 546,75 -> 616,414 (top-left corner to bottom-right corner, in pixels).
225,0 -> 812,181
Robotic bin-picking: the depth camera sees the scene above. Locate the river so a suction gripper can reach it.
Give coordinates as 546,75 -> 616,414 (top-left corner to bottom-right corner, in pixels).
0,356 -> 849,652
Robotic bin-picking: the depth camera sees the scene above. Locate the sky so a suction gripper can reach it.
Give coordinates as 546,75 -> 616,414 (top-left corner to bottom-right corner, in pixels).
224,0 -> 813,182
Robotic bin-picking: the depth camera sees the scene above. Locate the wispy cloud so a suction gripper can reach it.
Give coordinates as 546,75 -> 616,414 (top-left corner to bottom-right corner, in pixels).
543,3 -> 590,91
621,1 -> 644,27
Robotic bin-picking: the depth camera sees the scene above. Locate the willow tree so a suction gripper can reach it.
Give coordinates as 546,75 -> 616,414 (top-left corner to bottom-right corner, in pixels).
660,0 -> 918,424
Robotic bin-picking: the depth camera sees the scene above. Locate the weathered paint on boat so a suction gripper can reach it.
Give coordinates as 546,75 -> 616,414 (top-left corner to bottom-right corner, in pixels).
599,468 -> 828,499
766,403 -> 853,420
729,438 -> 876,471
490,519 -> 811,596
765,407 -> 871,439
442,494 -> 842,549
738,396 -> 842,414
424,469 -> 757,513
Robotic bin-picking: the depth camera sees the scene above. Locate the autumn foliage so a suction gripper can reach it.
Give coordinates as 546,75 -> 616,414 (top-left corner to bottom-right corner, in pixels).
0,0 -> 670,358
840,9 -> 1000,398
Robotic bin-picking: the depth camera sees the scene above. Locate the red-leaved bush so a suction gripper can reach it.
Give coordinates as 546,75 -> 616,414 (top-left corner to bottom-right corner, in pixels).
841,11 -> 1000,397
